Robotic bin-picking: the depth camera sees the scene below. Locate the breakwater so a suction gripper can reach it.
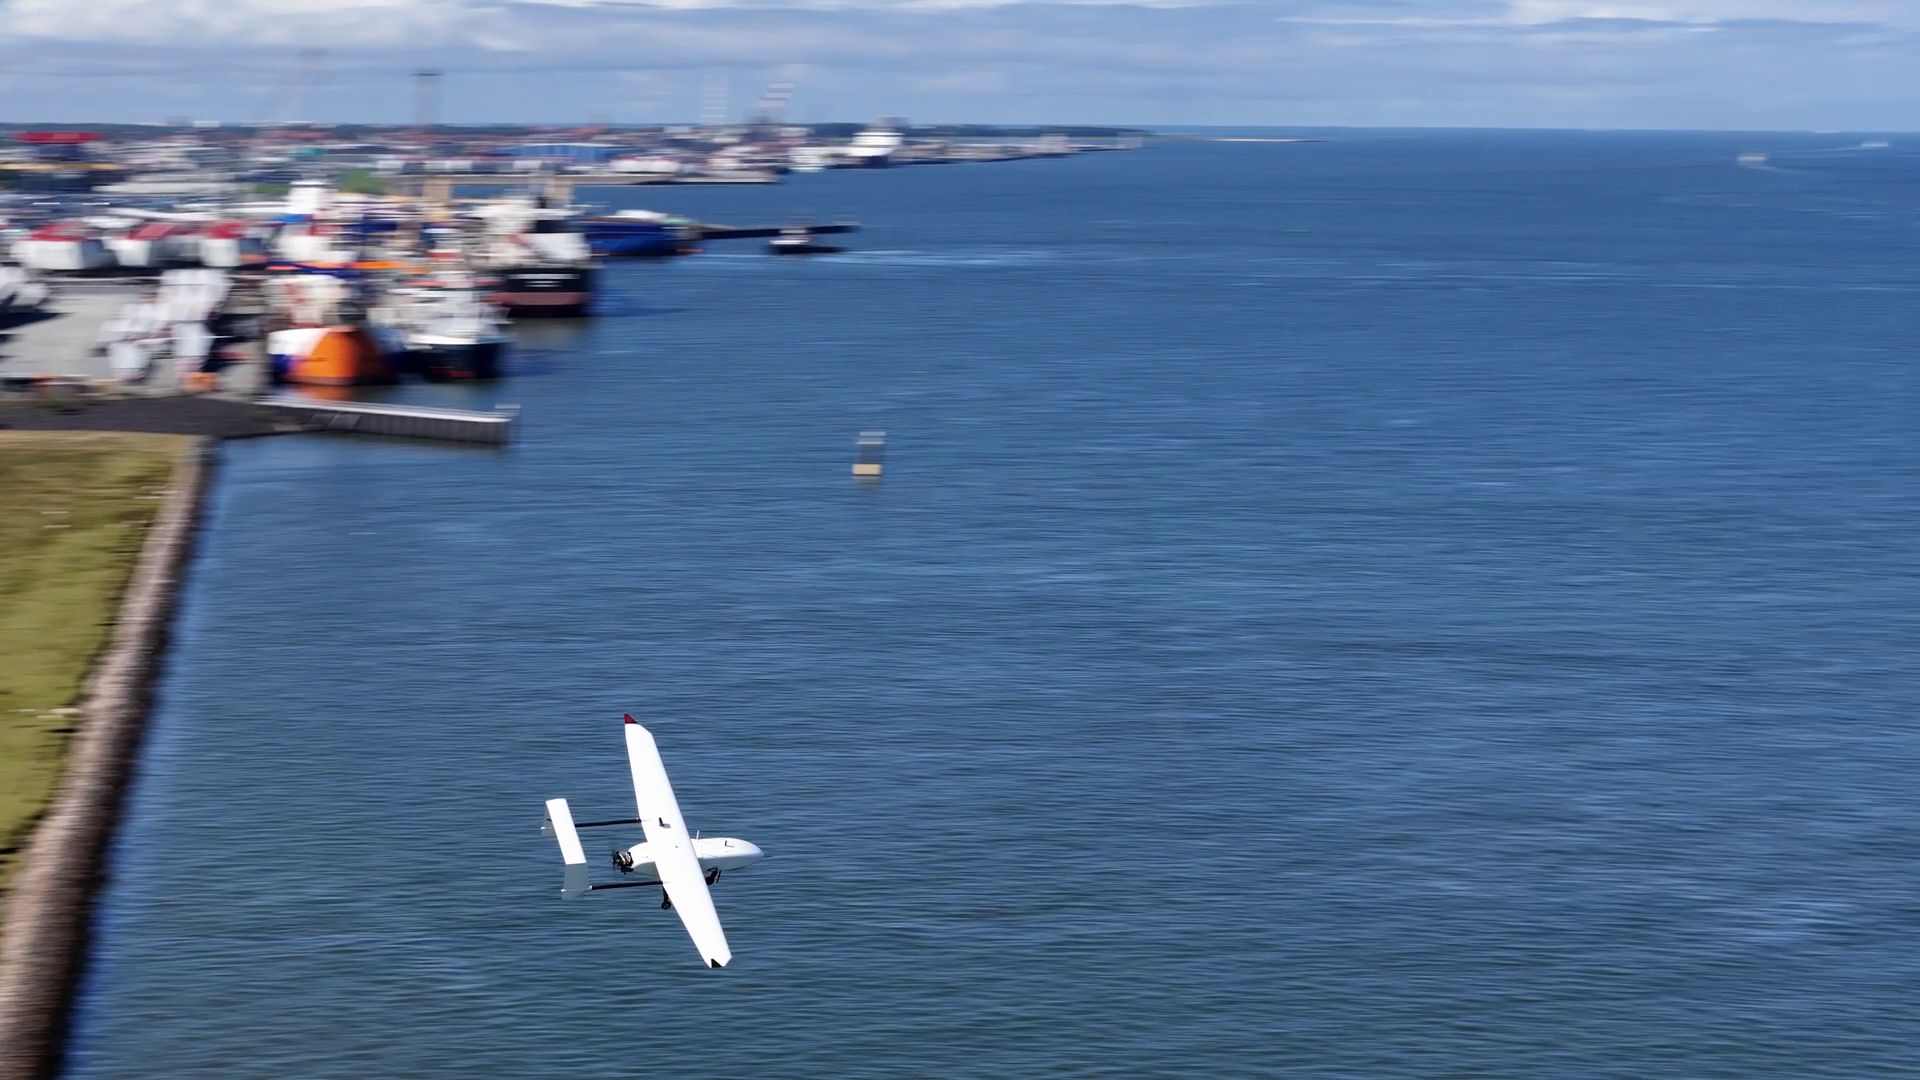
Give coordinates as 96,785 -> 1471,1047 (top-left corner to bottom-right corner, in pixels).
0,439 -> 214,1080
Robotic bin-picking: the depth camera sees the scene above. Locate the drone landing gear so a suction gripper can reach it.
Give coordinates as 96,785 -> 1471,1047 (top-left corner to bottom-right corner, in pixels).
660,870 -> 718,906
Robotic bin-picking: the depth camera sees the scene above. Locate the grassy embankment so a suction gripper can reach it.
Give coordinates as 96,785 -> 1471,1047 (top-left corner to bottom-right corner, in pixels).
0,433 -> 186,899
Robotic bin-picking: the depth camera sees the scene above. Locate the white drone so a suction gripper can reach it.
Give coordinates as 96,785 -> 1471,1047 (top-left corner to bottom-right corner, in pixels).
542,715 -> 765,968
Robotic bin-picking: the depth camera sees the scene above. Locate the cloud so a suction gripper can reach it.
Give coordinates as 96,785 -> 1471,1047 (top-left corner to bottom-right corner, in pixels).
0,0 -> 1916,127
1506,1 -> 1920,26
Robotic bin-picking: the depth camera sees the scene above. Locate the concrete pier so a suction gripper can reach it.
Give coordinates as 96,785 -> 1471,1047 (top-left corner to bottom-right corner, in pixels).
258,396 -> 518,445
0,278 -> 266,398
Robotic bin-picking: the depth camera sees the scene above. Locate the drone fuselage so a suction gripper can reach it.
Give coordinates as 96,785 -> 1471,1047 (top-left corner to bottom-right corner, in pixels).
617,837 -> 764,879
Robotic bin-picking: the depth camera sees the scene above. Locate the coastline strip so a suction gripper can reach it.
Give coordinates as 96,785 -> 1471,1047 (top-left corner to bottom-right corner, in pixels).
0,437 -> 215,1080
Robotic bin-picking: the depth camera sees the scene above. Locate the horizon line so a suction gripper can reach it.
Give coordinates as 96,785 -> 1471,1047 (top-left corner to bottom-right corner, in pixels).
0,120 -> 1914,137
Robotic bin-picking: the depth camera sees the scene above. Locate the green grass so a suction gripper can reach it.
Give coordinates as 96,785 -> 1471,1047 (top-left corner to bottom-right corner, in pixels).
0,433 -> 187,896
335,168 -> 388,196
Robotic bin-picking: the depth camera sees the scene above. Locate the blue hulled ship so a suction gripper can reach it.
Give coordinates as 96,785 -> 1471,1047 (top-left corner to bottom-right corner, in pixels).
580,212 -> 697,258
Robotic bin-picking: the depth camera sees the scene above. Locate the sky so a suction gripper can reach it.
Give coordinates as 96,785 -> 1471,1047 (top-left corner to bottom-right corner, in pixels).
0,0 -> 1916,130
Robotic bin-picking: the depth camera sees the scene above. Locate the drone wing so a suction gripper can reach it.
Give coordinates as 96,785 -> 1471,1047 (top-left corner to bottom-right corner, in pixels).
625,715 -> 732,969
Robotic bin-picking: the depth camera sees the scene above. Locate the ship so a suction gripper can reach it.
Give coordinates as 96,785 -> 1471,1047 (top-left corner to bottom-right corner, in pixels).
410,309 -> 507,381
580,210 -> 697,258
262,265 -> 396,386
374,272 -> 511,381
769,226 -> 844,255
845,123 -> 905,167
788,123 -> 904,170
266,325 -> 393,386
470,194 -> 598,316
481,265 -> 594,316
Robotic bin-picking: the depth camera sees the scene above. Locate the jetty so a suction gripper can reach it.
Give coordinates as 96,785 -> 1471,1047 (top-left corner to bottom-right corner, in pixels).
0,389 -> 517,447
258,396 -> 517,445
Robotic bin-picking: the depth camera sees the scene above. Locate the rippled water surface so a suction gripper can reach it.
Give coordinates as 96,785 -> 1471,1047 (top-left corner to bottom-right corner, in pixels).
71,131 -> 1920,1077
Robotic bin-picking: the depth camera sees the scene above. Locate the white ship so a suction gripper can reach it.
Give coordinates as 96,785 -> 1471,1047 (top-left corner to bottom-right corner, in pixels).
844,124 -> 905,166
374,272 -> 511,380
467,194 -> 596,316
790,123 -> 905,170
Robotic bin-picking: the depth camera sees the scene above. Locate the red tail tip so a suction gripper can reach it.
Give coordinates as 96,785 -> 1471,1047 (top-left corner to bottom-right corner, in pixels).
623,713 -> 638,725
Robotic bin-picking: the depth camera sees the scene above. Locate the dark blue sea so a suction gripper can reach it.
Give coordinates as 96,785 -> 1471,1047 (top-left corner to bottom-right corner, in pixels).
69,131 -> 1920,1077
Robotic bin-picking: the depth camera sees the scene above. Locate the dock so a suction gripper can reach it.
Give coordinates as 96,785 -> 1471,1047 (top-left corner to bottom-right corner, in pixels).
258,396 -> 518,445
0,391 -> 519,446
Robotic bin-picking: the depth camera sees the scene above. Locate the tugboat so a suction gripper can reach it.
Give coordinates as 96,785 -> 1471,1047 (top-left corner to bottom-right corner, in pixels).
769,226 -> 844,256
376,272 -> 510,381
262,266 -> 396,387
266,323 -> 392,387
410,303 -> 507,380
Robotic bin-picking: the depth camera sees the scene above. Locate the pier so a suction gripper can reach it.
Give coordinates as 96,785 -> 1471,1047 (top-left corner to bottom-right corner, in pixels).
0,392 -> 519,446
258,396 -> 518,445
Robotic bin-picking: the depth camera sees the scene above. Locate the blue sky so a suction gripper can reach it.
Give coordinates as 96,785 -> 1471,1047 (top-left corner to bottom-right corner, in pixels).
1,0 -> 1916,129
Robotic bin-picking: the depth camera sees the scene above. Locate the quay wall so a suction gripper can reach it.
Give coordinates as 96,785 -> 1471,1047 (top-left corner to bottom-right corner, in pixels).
0,438 -> 217,1080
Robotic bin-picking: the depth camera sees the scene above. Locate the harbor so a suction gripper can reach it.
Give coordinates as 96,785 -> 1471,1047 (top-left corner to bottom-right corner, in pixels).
0,118 -> 1915,1080
0,120 -> 1147,447
2,0 -> 1917,1058
0,190 -> 857,444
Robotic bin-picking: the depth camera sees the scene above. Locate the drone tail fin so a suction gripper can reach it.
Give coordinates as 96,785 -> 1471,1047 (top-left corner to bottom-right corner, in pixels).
543,797 -> 592,898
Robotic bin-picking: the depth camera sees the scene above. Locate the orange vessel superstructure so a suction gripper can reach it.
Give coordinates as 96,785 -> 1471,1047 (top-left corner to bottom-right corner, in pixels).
264,269 -> 396,387
267,326 -> 394,386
